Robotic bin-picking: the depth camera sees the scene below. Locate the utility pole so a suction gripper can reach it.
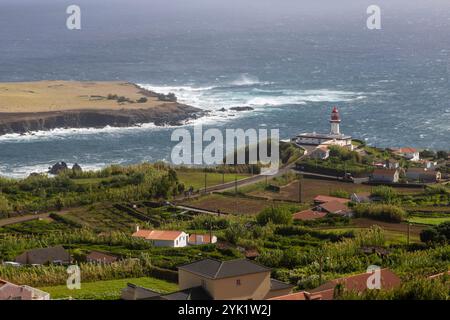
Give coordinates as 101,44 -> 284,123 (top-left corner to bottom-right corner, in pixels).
407,222 -> 410,245
319,255 -> 323,284
235,174 -> 238,215
204,169 -> 207,194
298,174 -> 303,203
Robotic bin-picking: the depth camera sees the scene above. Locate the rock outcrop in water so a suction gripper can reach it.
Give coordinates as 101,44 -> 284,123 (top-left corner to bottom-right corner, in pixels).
49,162 -> 69,175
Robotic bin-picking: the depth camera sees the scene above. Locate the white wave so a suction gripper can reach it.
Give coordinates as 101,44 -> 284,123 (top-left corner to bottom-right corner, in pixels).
0,123 -> 175,143
0,162 -> 108,179
229,74 -> 265,86
139,83 -> 365,111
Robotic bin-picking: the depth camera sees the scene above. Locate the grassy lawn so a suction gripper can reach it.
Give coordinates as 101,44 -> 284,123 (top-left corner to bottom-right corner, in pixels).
177,171 -> 249,190
39,277 -> 178,300
407,216 -> 450,226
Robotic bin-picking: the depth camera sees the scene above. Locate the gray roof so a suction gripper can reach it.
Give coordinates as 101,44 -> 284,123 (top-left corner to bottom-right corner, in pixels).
270,278 -> 295,291
15,245 -> 71,265
160,286 -> 212,300
178,258 -> 271,279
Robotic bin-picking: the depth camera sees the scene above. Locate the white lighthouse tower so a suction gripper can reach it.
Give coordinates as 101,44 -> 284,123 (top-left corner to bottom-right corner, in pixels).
330,106 -> 341,135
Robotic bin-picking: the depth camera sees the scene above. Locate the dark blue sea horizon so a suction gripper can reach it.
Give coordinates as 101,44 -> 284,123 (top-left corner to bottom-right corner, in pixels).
0,0 -> 449,177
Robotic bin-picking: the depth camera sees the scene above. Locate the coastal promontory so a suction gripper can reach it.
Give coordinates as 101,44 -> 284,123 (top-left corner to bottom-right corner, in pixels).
0,81 -> 203,134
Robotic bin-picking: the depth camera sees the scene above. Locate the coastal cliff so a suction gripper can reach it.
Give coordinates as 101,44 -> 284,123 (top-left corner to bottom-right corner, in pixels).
0,81 -> 204,135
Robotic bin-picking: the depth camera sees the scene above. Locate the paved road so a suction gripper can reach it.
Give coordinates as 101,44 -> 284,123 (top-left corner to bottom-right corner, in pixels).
0,209 -> 72,227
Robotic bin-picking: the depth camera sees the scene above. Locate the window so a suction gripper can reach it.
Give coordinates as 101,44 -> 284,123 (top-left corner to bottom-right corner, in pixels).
176,240 -> 178,245
236,279 -> 241,286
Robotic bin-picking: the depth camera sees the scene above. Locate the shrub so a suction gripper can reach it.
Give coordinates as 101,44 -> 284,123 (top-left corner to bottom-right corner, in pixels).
420,222 -> 450,244
353,204 -> 406,223
256,206 -> 292,225
370,186 -> 398,204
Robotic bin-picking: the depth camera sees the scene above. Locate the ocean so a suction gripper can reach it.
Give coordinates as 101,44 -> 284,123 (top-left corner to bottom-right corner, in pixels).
0,0 -> 449,177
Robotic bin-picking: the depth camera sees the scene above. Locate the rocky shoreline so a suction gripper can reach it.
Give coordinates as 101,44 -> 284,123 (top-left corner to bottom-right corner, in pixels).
0,104 -> 204,135
0,81 -> 205,135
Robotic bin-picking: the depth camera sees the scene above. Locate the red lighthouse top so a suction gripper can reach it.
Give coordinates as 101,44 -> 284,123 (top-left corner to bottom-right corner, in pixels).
330,106 -> 341,122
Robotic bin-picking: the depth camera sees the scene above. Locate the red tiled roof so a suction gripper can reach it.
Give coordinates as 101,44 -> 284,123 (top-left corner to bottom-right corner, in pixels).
86,251 -> 118,263
132,229 -> 184,241
318,201 -> 350,214
269,291 -> 308,300
313,195 -> 350,204
268,291 -> 325,300
293,209 -> 327,221
397,147 -> 417,153
372,169 -> 398,177
310,268 -> 401,299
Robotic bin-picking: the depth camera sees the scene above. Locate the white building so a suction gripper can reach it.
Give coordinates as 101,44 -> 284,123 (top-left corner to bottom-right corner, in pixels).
132,227 -> 189,248
391,148 -> 420,162
292,107 -> 353,150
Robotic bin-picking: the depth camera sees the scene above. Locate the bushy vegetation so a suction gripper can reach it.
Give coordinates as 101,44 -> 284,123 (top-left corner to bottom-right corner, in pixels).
298,145 -> 374,177
256,206 -> 293,225
420,222 -> 450,244
371,186 -> 399,204
338,277 -> 450,300
0,163 -> 184,215
353,204 -> 406,223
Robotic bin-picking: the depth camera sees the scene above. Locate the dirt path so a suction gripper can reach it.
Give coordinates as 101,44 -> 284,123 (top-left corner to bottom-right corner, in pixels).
0,209 -> 72,227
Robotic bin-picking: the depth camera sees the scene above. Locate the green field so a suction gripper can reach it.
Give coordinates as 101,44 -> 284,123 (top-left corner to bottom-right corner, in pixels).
39,277 -> 178,300
408,216 -> 450,226
177,171 -> 249,190
317,226 -> 420,245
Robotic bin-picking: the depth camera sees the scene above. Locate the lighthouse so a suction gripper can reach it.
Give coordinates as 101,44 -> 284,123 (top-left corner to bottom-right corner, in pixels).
330,106 -> 341,135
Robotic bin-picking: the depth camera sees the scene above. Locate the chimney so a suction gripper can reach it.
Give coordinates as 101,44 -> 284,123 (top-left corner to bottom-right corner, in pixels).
135,225 -> 140,232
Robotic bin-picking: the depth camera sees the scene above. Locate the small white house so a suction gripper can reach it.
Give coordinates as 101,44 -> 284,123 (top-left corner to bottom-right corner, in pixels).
132,227 -> 189,248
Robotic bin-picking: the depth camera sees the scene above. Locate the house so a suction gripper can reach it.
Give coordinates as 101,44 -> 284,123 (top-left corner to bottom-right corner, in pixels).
313,195 -> 350,205
15,245 -> 71,265
308,268 -> 401,300
385,159 -> 400,170
271,268 -> 401,301
176,259 -> 294,300
370,169 -> 399,183
293,209 -> 327,221
188,234 -> 217,245
124,258 -> 294,300
132,227 -> 189,248
86,251 -> 118,264
0,279 -> 50,300
405,168 -> 441,183
318,201 -> 353,217
309,146 -> 330,160
392,147 -> 420,161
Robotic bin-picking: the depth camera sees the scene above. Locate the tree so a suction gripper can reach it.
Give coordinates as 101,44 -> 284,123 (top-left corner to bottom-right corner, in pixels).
436,150 -> 448,160
420,222 -> 450,244
257,206 -> 292,225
